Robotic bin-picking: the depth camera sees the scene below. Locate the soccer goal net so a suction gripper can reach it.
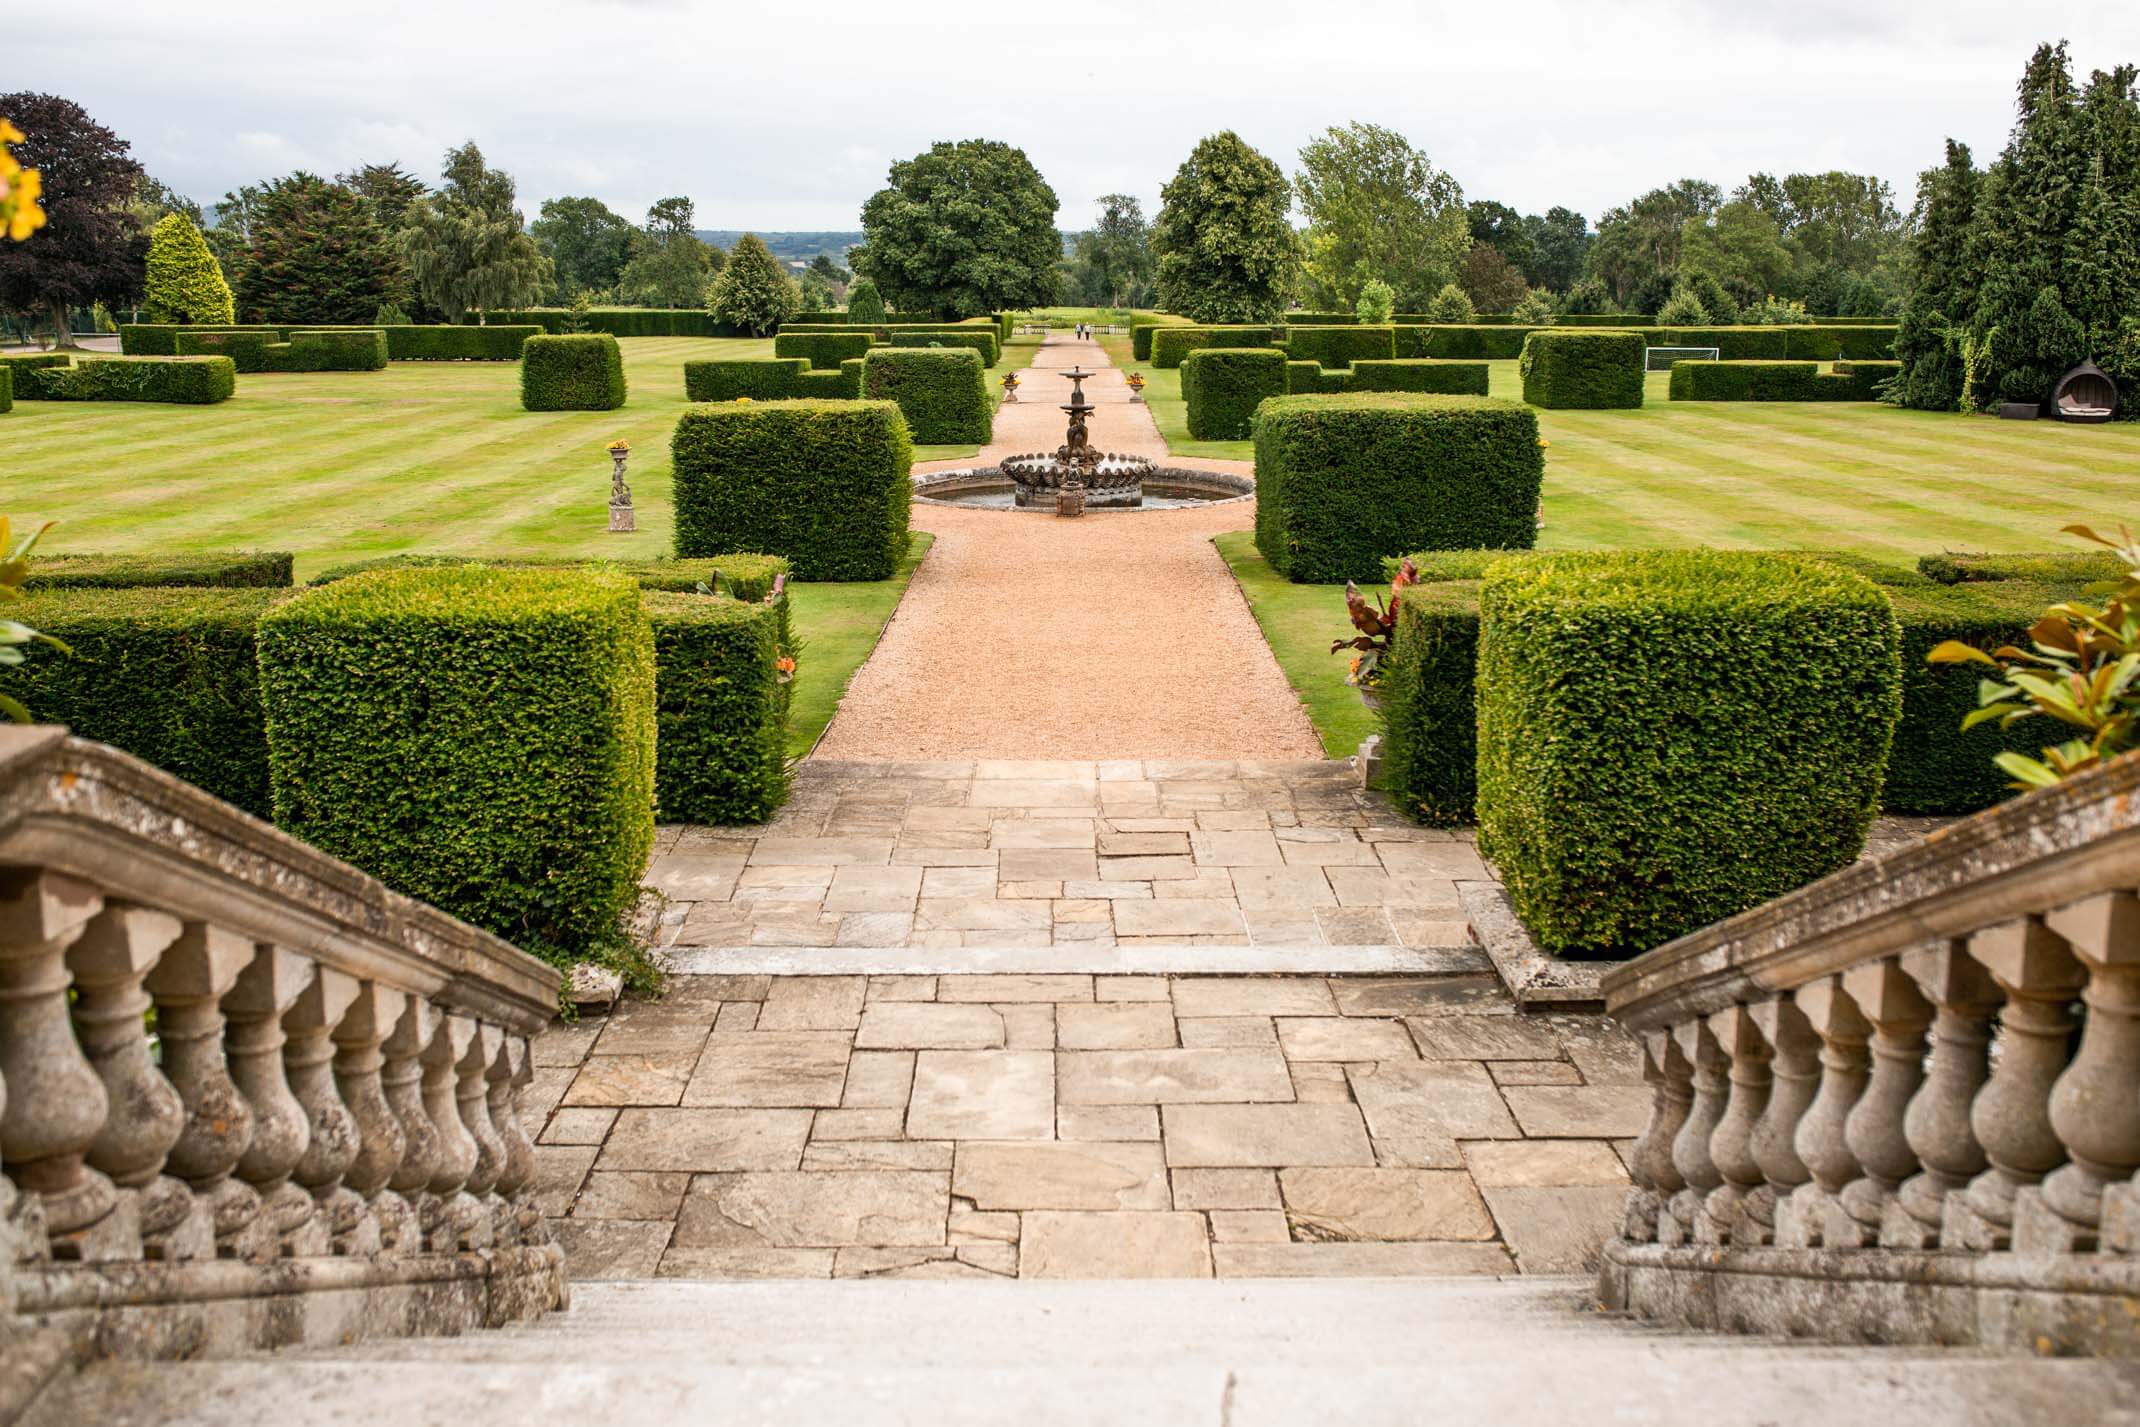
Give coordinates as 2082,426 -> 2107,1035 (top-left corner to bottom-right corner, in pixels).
1646,345 -> 1721,372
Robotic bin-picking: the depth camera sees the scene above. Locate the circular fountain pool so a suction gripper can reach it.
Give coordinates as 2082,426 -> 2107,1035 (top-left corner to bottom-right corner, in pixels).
913,466 -> 1254,510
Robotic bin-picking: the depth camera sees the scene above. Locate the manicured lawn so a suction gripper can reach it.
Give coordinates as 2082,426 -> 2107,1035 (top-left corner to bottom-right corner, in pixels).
1215,530 -> 1378,760
13,337 -> 985,576
786,533 -> 933,757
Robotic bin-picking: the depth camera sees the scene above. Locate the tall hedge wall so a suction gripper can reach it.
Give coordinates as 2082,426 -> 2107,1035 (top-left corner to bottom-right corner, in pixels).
1519,330 -> 1644,409
860,348 -> 991,445
1252,394 -> 1544,583
1132,322 -> 1195,361
1475,551 -> 1900,955
1180,347 -> 1287,440
774,331 -> 876,369
521,333 -> 626,411
1377,579 -> 1483,826
672,398 -> 912,579
1282,325 -> 1395,370
645,593 -> 790,825
1394,326 -> 1536,360
1150,326 -> 1279,368
257,566 -> 656,964
1667,359 -> 1894,401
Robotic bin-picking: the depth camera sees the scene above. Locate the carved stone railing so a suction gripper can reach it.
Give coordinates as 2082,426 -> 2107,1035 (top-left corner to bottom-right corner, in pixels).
0,725 -> 564,1398
1599,747 -> 2140,1354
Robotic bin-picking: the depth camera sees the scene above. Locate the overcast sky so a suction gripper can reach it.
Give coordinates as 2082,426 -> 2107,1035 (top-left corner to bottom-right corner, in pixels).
17,2 -> 2140,232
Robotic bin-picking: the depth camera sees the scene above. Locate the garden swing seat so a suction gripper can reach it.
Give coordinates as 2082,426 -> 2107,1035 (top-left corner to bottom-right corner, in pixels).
2051,360 -> 2119,423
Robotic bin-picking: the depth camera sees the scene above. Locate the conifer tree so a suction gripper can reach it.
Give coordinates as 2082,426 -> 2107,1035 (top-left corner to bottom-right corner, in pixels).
846,276 -> 885,323
1891,141 -> 1981,410
142,211 -> 233,323
709,234 -> 796,335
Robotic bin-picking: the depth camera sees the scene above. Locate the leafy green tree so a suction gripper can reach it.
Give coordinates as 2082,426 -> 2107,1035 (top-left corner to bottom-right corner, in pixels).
336,162 -> 427,227
1295,123 -> 1467,310
130,173 -> 202,229
808,252 -> 850,287
1086,193 -> 1153,307
399,141 -> 550,323
1510,288 -> 1557,325
1678,199 -> 1794,299
1460,244 -> 1528,312
1355,277 -> 1394,323
853,139 -> 1058,318
1655,282 -> 1709,325
1684,270 -> 1738,325
142,211 -> 233,322
846,276 -> 885,323
709,233 -> 795,334
1561,276 -> 1613,313
1585,179 -> 1720,307
616,195 -> 715,307
1522,207 -> 1591,291
237,173 -> 405,324
1153,131 -> 1300,322
798,270 -> 835,312
0,93 -> 147,345
531,195 -> 634,300
1466,200 -> 1534,278
1424,282 -> 1474,322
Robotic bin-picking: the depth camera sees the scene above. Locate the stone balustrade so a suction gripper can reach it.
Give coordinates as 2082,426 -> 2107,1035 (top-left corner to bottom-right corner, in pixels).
0,725 -> 564,1383
1599,748 -> 2140,1353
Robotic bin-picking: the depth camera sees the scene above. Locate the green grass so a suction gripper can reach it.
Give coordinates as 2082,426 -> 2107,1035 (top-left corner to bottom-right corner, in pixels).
785,532 -> 932,757
1216,530 -> 1378,759
12,337 -> 984,576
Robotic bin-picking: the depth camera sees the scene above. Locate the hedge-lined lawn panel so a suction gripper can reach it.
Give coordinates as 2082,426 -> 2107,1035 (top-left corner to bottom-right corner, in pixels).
12,338 -> 986,577
1213,531 -> 1377,760
784,532 -> 934,757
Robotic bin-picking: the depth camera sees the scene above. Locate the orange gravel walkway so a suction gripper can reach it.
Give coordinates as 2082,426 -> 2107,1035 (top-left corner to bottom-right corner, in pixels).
813,335 -> 1320,761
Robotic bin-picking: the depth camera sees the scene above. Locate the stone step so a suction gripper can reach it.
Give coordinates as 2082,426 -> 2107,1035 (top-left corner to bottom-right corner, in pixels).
35,1278 -> 2131,1427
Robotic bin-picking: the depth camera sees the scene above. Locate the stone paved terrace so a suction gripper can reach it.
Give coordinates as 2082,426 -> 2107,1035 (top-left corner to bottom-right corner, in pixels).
530,971 -> 1648,1281
648,759 -> 1477,951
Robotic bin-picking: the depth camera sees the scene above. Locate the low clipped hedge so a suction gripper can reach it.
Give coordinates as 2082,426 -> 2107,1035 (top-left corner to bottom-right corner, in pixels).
1283,312 -> 1357,325
257,566 -> 656,964
860,347 -> 991,445
28,551 -> 294,590
1252,394 -> 1543,583
774,331 -> 875,369
885,329 -> 999,368
9,587 -> 280,816
20,356 -> 237,404
1285,360 -> 1342,395
178,329 -> 388,373
1150,326 -> 1278,368
174,330 -> 276,371
1344,359 -> 1488,395
646,593 -> 789,824
1132,322 -> 1194,361
521,333 -> 626,411
479,308 -> 749,337
126,323 -> 538,360
119,324 -> 282,355
1283,325 -> 1395,369
1394,325 -> 1537,360
673,398 -> 912,579
1918,549 -> 2124,585
1181,347 -> 1287,440
1519,330 -> 1643,409
307,551 -> 789,602
1667,359 -> 1892,401
687,357 -> 809,402
1475,551 -> 1900,955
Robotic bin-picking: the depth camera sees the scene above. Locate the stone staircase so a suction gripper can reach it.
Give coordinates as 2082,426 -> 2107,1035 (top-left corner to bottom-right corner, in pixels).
32,1277 -> 2138,1427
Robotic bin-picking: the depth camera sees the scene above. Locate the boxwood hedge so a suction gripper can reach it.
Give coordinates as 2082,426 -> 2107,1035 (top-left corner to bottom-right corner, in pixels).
127,323 -> 538,360
1667,359 -> 1892,401
860,348 -> 991,445
1519,330 -> 1644,409
521,333 -> 626,411
257,566 -> 656,964
1344,360 -> 1489,395
27,551 -> 294,590
673,398 -> 912,579
886,330 -> 999,368
1150,326 -> 1278,368
1181,347 -> 1287,440
1377,578 -> 1484,825
1252,394 -> 1543,583
1282,325 -> 1395,369
645,592 -> 790,824
1285,360 -> 1342,394
1918,549 -> 2124,585
307,552 -> 789,603
686,357 -> 810,402
1474,551 -> 1900,955
1394,325 -> 1537,360
19,356 -> 235,404
774,331 -> 875,369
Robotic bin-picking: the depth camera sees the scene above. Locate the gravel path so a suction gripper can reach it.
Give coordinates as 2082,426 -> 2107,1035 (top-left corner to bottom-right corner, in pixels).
814,335 -> 1320,761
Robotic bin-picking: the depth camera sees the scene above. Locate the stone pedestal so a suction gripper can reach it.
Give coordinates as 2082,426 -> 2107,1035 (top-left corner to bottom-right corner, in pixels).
1056,485 -> 1085,518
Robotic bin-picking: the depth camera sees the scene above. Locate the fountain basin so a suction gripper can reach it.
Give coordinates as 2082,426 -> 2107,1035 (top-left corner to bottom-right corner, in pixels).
914,466 -> 1255,511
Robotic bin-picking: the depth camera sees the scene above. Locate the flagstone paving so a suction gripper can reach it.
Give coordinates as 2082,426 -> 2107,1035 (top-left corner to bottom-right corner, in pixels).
530,970 -> 1646,1281
648,758 -> 1477,951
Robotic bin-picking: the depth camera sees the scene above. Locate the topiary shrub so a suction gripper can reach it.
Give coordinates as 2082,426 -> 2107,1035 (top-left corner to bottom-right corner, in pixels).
1343,359 -> 1489,395
847,277 -> 887,325
685,357 -> 810,401
31,356 -> 236,404
1283,325 -> 1395,370
257,566 -> 656,964
279,330 -> 390,372
1355,280 -> 1395,324
1378,578 -> 1483,825
774,331 -> 875,369
884,329 -> 1000,368
1667,359 -> 1888,401
142,213 -> 235,325
860,347 -> 990,444
1180,347 -> 1287,440
8,586 -> 280,816
386,325 -> 538,360
28,551 -> 293,590
672,398 -> 912,579
118,324 -> 281,356
1519,329 -> 1644,409
1252,394 -> 1544,583
1150,325 -> 1277,369
520,333 -> 626,411
1475,550 -> 1901,955
174,330 -> 277,372
1425,283 -> 1475,323
645,592 -> 790,824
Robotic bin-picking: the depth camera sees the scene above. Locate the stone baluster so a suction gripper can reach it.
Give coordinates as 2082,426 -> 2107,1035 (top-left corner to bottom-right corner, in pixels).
144,924 -> 262,1259
332,982 -> 409,1258
1623,1032 -> 1692,1243
1832,959 -> 1934,1246
0,870 -> 129,1260
225,945 -> 317,1256
422,1016 -> 484,1251
67,904 -> 210,1260
381,998 -> 441,1257
1776,976 -> 1870,1248
1886,939 -> 2001,1248
2018,893 -> 2140,1254
504,1039 -> 549,1245
282,968 -> 363,1256
487,1036 -> 537,1244
1741,997 -> 1818,1245
1703,1005 -> 1772,1244
1666,1019 -> 1729,1246
459,1023 -> 507,1218
1952,917 -> 2085,1250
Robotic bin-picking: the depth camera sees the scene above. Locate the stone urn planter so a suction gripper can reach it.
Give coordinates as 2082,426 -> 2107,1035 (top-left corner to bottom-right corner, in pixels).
1355,683 -> 1384,716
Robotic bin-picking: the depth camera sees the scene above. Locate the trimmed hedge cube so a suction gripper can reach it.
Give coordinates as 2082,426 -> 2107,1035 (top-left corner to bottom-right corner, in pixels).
520,333 -> 626,411
1252,394 -> 1544,583
175,330 -> 276,371
685,357 -> 809,402
645,593 -> 790,824
1283,325 -> 1395,369
1150,326 -> 1277,369
885,329 -> 999,368
257,566 -> 656,963
1344,359 -> 1489,395
1475,551 -> 1901,955
1180,347 -> 1288,440
860,347 -> 991,445
672,399 -> 912,579
774,331 -> 875,369
281,330 -> 389,372
1518,330 -> 1644,409
8,586 -> 280,816
1378,579 -> 1483,826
